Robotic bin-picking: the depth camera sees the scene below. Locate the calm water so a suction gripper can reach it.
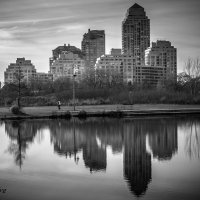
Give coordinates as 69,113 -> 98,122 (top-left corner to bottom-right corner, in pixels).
0,117 -> 200,200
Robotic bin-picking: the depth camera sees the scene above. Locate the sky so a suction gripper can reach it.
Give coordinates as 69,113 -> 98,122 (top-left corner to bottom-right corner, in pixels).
0,0 -> 200,83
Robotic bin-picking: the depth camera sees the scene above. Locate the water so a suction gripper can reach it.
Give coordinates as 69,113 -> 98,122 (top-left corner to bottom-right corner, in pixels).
0,116 -> 200,200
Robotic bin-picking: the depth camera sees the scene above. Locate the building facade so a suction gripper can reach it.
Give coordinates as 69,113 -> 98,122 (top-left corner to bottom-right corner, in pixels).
50,44 -> 84,66
95,49 -> 136,83
36,73 -> 53,83
82,29 -> 105,69
145,40 -> 177,81
4,58 -> 37,84
122,3 -> 150,66
95,52 -> 166,86
110,48 -> 122,56
50,50 -> 86,82
135,65 -> 166,87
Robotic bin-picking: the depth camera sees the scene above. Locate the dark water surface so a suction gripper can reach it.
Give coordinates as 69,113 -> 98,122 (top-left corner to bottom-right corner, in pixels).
0,116 -> 200,200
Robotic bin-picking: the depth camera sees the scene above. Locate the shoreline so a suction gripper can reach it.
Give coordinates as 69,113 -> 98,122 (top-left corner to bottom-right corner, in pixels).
1,104 -> 200,120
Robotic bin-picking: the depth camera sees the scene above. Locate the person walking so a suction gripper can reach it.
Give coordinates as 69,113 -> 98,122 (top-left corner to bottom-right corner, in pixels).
57,101 -> 61,110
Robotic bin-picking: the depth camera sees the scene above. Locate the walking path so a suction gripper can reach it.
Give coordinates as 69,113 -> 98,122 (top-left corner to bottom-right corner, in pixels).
0,104 -> 200,120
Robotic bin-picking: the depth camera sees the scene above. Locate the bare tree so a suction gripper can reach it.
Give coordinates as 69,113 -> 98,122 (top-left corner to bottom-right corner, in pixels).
185,58 -> 200,78
185,121 -> 200,159
95,68 -> 123,88
13,65 -> 24,107
82,68 -> 96,88
184,57 -> 200,95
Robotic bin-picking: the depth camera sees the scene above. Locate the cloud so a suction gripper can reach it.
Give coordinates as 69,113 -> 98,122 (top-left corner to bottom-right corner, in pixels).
0,0 -> 200,82
0,29 -> 14,39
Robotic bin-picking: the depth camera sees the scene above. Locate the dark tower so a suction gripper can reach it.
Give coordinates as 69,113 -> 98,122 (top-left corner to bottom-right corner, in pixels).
81,29 -> 105,69
122,3 -> 150,66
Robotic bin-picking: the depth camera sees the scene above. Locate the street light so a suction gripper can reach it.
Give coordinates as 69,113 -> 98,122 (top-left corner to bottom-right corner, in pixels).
72,64 -> 78,111
17,64 -> 22,108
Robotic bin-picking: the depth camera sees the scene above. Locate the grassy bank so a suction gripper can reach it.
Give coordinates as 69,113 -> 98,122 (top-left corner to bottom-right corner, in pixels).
14,90 -> 200,107
1,104 -> 200,120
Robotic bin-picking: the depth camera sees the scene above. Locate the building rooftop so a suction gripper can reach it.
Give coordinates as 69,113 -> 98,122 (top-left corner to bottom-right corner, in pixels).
53,44 -> 84,59
83,29 -> 105,40
130,3 -> 143,9
124,2 -> 147,20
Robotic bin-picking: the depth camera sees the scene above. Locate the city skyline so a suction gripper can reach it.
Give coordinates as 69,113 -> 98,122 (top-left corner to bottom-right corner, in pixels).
0,0 -> 200,83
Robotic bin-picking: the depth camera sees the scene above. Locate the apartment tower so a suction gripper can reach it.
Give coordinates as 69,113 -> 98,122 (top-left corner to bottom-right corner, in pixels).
81,29 -> 105,69
50,44 -> 86,82
145,40 -> 177,81
4,58 -> 37,84
122,3 -> 150,66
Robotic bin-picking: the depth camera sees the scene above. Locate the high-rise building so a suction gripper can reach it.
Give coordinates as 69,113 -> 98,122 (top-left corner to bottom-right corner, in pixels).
81,29 -> 105,69
122,3 -> 150,66
4,58 -> 37,84
145,40 -> 177,80
50,46 -> 86,82
145,40 -> 177,81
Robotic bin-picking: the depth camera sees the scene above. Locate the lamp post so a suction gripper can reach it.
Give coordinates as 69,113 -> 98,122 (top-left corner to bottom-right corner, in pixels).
72,64 -> 77,111
17,64 -> 21,108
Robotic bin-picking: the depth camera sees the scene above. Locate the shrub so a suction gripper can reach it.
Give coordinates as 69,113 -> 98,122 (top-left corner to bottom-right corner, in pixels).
107,110 -> 124,118
10,105 -> 21,115
78,110 -> 87,119
63,111 -> 71,119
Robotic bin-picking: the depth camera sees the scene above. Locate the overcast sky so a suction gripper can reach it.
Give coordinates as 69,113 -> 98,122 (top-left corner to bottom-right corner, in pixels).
0,0 -> 200,83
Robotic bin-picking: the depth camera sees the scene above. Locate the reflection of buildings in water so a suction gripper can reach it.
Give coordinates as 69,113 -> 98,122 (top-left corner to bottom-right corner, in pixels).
123,119 -> 178,197
3,117 -> 181,197
49,119 -> 107,171
83,137 -> 107,172
123,121 -> 152,197
94,119 -> 124,154
49,119 -> 125,171
50,121 -> 86,162
5,120 -> 38,168
147,120 -> 178,160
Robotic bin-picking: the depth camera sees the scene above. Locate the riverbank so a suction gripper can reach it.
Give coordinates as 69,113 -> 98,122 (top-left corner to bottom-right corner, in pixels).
1,104 -> 200,120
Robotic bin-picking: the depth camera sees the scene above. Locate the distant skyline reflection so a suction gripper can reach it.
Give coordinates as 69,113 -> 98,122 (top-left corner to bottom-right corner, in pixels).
0,117 -> 200,200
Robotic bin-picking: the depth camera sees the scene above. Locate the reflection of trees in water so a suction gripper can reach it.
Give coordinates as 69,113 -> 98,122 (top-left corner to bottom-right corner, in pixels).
7,124 -> 26,168
177,117 -> 200,159
0,120 -> 3,126
184,121 -> 200,159
5,120 -> 39,169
